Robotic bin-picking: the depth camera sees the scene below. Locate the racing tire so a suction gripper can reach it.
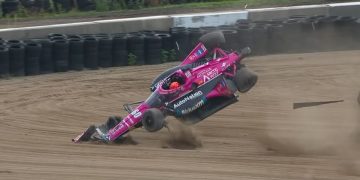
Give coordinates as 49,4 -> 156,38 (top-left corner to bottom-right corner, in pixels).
199,31 -> 226,51
234,65 -> 258,93
68,38 -> 84,71
24,41 -> 41,76
9,44 -> 25,76
98,36 -> 113,68
34,39 -> 53,74
141,108 -> 165,132
0,46 -> 9,77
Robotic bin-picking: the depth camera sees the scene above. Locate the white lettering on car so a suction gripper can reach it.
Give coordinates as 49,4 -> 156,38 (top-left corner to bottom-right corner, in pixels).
131,109 -> 142,118
181,100 -> 205,114
173,91 -> 203,109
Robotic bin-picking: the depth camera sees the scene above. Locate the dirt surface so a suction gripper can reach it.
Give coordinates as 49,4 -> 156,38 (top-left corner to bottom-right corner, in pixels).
0,50 -> 360,179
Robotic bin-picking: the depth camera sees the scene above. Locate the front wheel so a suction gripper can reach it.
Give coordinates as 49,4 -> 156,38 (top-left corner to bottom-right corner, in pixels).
142,108 -> 165,132
234,65 -> 258,93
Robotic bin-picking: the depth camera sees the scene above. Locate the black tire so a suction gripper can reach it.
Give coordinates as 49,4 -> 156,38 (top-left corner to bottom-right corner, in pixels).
155,33 -> 173,51
112,35 -> 128,66
52,40 -> 69,72
24,41 -> 41,76
234,65 -> 258,93
199,31 -> 226,51
34,39 -> 53,74
68,38 -> 84,70
141,108 -> 165,132
188,28 -> 203,47
7,39 -> 23,46
0,46 -> 10,77
128,34 -> 145,65
251,23 -> 269,55
9,44 -> 25,76
267,24 -> 284,54
83,37 -> 98,69
170,27 -> 189,61
221,29 -> 238,51
145,35 -> 162,65
98,37 -> 113,68
236,25 -> 253,53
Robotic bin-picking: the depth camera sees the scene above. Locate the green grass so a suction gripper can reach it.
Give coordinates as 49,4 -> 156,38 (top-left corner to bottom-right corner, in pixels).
0,0 -> 357,21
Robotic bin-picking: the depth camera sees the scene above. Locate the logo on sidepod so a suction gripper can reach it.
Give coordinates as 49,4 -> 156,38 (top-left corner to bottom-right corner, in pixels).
173,91 -> 203,109
181,100 -> 205,114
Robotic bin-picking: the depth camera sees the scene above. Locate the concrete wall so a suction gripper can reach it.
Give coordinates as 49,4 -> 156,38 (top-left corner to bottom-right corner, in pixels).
328,2 -> 360,18
0,2 -> 360,40
247,4 -> 330,21
0,15 -> 173,40
172,11 -> 248,28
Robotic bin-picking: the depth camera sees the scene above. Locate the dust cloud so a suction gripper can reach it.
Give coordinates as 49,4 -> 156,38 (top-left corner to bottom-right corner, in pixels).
256,97 -> 360,175
162,120 -> 202,150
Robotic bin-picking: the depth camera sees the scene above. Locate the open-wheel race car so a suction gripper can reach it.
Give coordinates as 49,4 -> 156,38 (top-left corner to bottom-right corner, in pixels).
73,31 -> 258,143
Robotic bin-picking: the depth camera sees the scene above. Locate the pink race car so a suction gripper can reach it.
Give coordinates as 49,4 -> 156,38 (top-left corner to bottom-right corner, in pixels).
73,31 -> 258,143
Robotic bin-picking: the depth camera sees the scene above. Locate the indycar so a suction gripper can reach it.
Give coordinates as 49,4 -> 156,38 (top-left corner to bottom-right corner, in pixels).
73,31 -> 258,143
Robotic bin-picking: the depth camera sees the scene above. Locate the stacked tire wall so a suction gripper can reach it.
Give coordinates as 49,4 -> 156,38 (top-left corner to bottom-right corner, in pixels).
0,15 -> 360,78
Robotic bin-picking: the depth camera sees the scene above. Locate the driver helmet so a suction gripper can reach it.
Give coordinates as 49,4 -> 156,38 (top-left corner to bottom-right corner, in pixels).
170,81 -> 180,89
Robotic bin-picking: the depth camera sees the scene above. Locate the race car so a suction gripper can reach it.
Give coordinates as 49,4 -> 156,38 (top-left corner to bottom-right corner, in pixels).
73,31 -> 258,143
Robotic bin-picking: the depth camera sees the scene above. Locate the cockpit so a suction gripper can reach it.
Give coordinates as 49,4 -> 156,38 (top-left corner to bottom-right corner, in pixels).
161,71 -> 187,90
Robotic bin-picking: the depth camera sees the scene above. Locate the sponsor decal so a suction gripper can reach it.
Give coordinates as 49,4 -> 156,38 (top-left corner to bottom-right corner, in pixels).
181,99 -> 205,114
189,44 -> 207,61
198,68 -> 219,83
131,109 -> 142,118
173,91 -> 203,109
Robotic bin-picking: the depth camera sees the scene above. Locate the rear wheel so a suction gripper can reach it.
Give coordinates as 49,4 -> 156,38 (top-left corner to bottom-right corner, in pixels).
142,109 -> 165,132
199,31 -> 226,51
234,64 -> 258,93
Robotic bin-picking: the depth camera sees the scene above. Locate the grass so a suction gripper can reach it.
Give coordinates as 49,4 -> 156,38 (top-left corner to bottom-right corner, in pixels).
0,0 -> 358,21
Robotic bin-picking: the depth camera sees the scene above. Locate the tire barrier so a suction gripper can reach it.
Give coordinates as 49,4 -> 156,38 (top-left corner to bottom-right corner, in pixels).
145,35 -> 162,65
188,28 -> 203,48
7,39 -> 23,46
34,39 -> 53,74
267,24 -> 285,54
128,34 -> 145,65
52,40 -> 69,72
221,29 -> 238,52
83,37 -> 98,69
251,24 -> 269,55
1,15 -> 360,79
170,27 -> 189,61
0,45 -> 10,77
98,36 -> 113,68
155,33 -> 173,51
68,38 -> 84,71
24,41 -> 41,75
112,34 -> 128,66
236,24 -> 253,53
9,44 -> 25,76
